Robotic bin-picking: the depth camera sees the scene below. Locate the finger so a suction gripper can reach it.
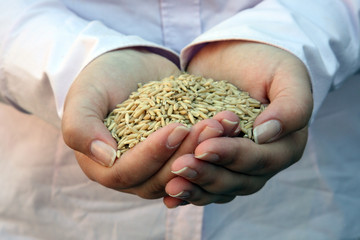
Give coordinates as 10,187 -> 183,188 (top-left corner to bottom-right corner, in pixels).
212,111 -> 241,137
138,119 -> 224,197
170,154 -> 266,195
153,119 -> 224,179
194,127 -> 308,175
253,57 -> 313,144
187,41 -> 313,144
62,49 -> 181,167
164,177 -> 236,207
176,119 -> 224,153
162,196 -> 187,209
62,79 -> 118,167
76,123 -> 190,191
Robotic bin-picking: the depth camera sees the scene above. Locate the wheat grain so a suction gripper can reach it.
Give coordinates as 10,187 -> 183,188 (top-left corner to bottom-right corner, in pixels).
104,73 -> 266,158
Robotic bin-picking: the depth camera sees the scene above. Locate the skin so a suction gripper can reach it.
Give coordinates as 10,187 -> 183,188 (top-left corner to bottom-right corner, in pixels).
163,41 -> 313,207
62,48 -> 225,198
62,41 -> 313,208
62,48 -> 184,198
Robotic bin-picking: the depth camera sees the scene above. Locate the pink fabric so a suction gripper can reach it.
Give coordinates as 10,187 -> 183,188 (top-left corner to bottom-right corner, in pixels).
166,205 -> 204,240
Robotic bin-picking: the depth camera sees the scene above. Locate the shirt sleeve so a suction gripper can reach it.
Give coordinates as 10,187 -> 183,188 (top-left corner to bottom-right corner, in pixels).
181,0 -> 360,118
0,0 -> 178,126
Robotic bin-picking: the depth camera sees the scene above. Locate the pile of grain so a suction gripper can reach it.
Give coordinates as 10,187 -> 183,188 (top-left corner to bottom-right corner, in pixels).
104,73 -> 265,158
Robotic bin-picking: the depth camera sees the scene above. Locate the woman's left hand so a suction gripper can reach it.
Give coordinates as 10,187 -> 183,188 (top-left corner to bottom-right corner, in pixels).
163,41 -> 313,207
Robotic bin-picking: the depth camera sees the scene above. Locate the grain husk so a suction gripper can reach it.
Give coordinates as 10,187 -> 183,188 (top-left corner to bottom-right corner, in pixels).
104,73 -> 265,157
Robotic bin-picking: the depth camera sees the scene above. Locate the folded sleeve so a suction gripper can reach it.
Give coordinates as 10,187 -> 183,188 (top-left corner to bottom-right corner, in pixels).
181,0 -> 360,118
0,0 -> 178,126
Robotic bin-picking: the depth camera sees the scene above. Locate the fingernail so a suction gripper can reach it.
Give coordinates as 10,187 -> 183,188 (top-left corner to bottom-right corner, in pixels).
172,167 -> 198,179
168,191 -> 191,199
167,126 -> 190,149
198,126 -> 223,143
179,201 -> 189,206
90,140 -> 117,167
169,200 -> 189,209
234,124 -> 241,135
195,152 -> 219,162
222,119 -> 238,135
253,120 -> 282,144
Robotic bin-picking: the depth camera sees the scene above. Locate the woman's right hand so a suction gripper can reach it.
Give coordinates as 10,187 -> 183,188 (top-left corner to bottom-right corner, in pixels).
61,48 -> 190,198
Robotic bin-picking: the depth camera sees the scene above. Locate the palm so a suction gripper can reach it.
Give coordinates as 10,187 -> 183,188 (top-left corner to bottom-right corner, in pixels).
62,49 -> 186,197
187,41 -> 313,134
162,41 -> 314,207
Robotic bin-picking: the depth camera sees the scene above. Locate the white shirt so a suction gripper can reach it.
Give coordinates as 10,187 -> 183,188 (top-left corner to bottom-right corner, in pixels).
0,0 -> 359,239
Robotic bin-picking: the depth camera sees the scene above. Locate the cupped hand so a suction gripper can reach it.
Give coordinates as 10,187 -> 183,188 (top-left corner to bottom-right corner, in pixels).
163,41 -> 313,207
62,48 -> 189,198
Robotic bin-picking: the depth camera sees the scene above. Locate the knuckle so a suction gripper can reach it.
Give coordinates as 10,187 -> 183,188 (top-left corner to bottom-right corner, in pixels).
196,168 -> 219,190
97,169 -> 134,190
61,118 -> 78,148
246,151 -> 271,174
291,101 -> 312,130
187,194 -> 209,206
214,195 -> 236,204
137,182 -> 165,199
201,176 -> 233,195
236,177 -> 266,196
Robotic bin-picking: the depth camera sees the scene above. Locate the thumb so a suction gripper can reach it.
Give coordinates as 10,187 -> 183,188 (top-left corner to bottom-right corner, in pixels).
62,81 -> 118,167
253,64 -> 313,144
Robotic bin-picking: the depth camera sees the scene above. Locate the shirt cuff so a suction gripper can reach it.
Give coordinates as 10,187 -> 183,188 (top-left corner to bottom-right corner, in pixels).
50,21 -> 179,118
180,0 -> 359,119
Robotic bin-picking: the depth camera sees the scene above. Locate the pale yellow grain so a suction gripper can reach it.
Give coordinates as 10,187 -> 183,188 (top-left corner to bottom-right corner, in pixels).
125,113 -> 130,124
133,108 -> 145,118
190,110 -> 200,118
188,112 -> 196,125
140,124 -> 149,131
161,117 -> 166,127
198,111 -> 209,119
108,122 -> 116,131
173,102 -> 179,111
171,114 -> 184,120
154,121 -> 161,130
161,106 -> 166,115
179,101 -> 188,110
143,113 -> 151,120
167,105 -> 173,115
104,73 -> 265,155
